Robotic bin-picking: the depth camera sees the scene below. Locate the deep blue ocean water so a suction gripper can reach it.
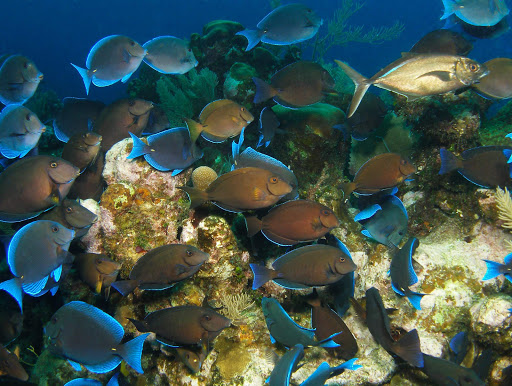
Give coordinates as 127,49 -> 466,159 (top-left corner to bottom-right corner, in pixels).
2,0 -> 510,103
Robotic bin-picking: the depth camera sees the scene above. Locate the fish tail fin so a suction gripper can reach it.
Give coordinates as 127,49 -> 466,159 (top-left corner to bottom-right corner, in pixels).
185,118 -> 204,144
334,60 -> 370,118
252,77 -> 278,104
440,0 -> 457,20
117,333 -> 149,374
111,280 -> 139,296
128,318 -> 150,333
331,358 -> 363,375
395,329 -> 424,368
404,288 -> 426,311
249,263 -> 276,289
316,332 -> 341,348
236,29 -> 264,51
71,63 -> 92,95
245,216 -> 262,237
482,260 -> 504,280
341,181 -> 356,198
439,148 -> 461,175
178,186 -> 208,209
0,278 -> 23,312
127,133 -> 149,159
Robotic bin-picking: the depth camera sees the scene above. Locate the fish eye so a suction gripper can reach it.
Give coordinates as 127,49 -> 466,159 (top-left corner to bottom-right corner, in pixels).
340,257 -> 345,262
65,207 -> 73,213
130,41 -> 136,46
51,226 -> 59,233
321,209 -> 331,216
398,231 -> 403,236
269,176 -> 278,184
400,159 -> 406,165
25,113 -> 31,121
186,250 -> 193,257
128,99 -> 136,106
204,314 -> 211,321
23,62 -> 29,69
50,162 -> 58,168
241,107 -> 245,112
469,63 -> 478,72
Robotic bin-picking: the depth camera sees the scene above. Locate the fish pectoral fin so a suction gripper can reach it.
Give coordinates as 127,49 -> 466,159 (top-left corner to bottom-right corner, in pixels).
7,82 -> 23,90
95,280 -> 103,294
122,49 -> 132,63
252,187 -> 267,201
416,70 -> 453,82
311,218 -> 323,231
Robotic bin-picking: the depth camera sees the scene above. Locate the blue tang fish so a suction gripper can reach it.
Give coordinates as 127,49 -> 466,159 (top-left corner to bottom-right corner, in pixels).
45,301 -> 149,374
441,0 -> 509,27
71,35 -> 146,95
127,129 -> 203,175
0,220 -> 74,312
267,344 -> 304,386
300,358 -> 362,386
354,193 -> 408,248
389,238 -> 426,310
449,331 -> 469,365
0,55 -> 43,106
261,297 -> 340,349
143,36 -> 197,75
256,107 -> 280,148
482,252 -> 512,282
237,4 -> 322,51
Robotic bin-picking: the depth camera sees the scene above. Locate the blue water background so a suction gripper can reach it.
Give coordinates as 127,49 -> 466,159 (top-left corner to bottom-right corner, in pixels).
1,0 -> 510,103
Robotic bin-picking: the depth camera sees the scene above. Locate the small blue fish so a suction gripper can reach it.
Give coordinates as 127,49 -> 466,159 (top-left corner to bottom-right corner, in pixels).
482,252 -> 512,282
127,129 -> 203,175
257,106 -> 280,148
300,358 -> 362,386
354,194 -> 408,248
64,372 -> 120,386
267,344 -> 304,386
389,238 -> 426,310
237,4 -> 322,51
0,220 -> 74,312
143,36 -> 197,75
232,128 -> 298,200
449,331 -> 469,365
261,297 -> 340,349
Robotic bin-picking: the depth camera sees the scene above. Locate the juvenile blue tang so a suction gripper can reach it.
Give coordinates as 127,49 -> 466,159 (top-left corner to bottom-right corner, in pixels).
143,36 -> 197,74
441,0 -> 509,27
267,344 -> 304,386
0,105 -> 45,159
237,4 -> 322,51
127,129 -> 203,175
72,35 -> 146,95
301,358 -> 362,386
261,297 -> 340,349
45,301 -> 149,374
0,220 -> 74,311
482,252 -> 512,282
390,238 -> 426,310
354,194 -> 408,248
0,55 -> 43,105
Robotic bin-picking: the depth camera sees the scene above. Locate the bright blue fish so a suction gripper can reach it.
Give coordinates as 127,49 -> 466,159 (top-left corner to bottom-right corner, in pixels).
354,193 -> 408,248
64,372 -> 120,386
261,297 -> 340,349
482,252 -> 512,282
45,301 -> 149,374
0,220 -> 74,312
390,238 -> 426,310
127,128 -> 203,175
267,344 -> 304,386
449,331 -> 469,365
143,36 -> 197,75
300,358 -> 362,386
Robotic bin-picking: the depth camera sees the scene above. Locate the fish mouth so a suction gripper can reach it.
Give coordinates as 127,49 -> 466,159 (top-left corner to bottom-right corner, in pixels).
239,113 -> 252,124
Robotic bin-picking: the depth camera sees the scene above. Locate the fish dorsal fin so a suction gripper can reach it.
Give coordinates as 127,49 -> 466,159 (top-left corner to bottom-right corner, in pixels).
504,252 -> 512,265
199,99 -> 234,122
354,204 -> 382,222
65,301 -> 124,341
8,224 -> 34,275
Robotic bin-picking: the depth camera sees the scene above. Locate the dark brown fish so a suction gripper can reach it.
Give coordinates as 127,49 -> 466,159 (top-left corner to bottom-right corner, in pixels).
409,29 -> 473,56
111,244 -> 209,296
344,93 -> 387,141
0,345 -> 28,381
253,61 -> 335,108
0,155 -> 80,222
74,253 -> 121,299
61,131 -> 102,171
53,97 -> 106,143
175,345 -> 208,373
129,305 -> 231,347
459,17 -> 510,39
342,153 -> 416,197
179,167 -> 292,212
473,58 -> 512,99
245,199 -> 340,246
306,290 -> 358,360
439,146 -> 512,188
38,198 -> 98,238
95,97 -> 153,150
67,154 -> 106,201
250,244 -> 356,289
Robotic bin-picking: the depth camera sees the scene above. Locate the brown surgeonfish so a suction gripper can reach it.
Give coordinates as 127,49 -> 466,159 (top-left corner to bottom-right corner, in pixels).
253,61 -> 335,108
343,153 -> 416,197
74,253 -> 121,299
245,199 -> 340,246
185,99 -> 254,143
439,146 -> 512,188
336,55 -> 488,118
61,131 -> 102,171
473,58 -> 512,99
67,154 -> 105,201
344,92 -> 387,141
0,155 -> 80,222
53,97 -> 106,143
306,289 -> 358,360
95,97 -> 153,150
111,244 -> 209,296
39,198 -> 98,238
409,29 -> 473,56
179,167 -> 292,212
365,287 -> 423,368
0,292 -> 23,345
0,345 -> 28,381
129,305 -> 231,347
175,345 -> 209,373
250,244 -> 356,289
